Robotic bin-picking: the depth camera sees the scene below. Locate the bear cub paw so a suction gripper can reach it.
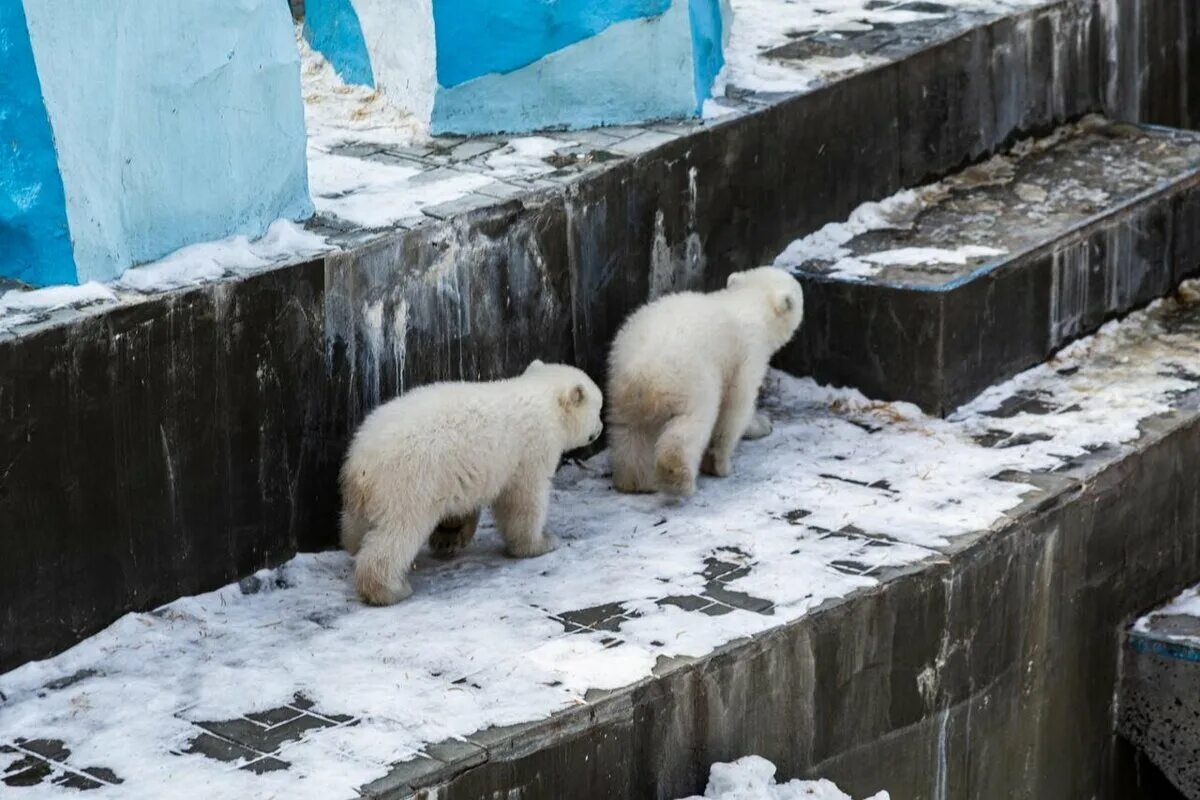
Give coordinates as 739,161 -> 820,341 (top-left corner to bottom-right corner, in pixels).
743,413 -> 773,440
428,512 -> 480,559
506,533 -> 560,559
700,451 -> 733,478
656,450 -> 697,496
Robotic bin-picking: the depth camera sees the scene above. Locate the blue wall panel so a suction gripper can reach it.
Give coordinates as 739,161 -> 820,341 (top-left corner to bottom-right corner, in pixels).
304,0 -> 375,87
433,0 -> 672,87
0,2 -> 76,286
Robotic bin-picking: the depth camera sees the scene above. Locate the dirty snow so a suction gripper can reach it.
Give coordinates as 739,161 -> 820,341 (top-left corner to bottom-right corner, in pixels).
485,137 -> 576,177
1134,584 -> 1200,642
0,282 -> 116,316
307,154 -> 494,229
4,288 -> 1200,798
298,33 -> 423,153
773,188 -> 937,278
717,0 -> 1046,95
117,221 -> 331,291
679,756 -> 890,800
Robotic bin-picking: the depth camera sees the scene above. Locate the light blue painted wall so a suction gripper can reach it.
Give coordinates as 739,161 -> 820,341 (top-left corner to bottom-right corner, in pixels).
0,2 -> 75,286
22,0 -> 313,284
432,0 -> 696,134
303,0 -> 375,87
433,0 -> 671,88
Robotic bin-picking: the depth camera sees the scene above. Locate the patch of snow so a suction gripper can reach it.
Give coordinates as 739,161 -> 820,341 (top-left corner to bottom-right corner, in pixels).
299,31 -> 424,153
678,755 -> 890,800
719,0 -> 1044,94
773,188 -> 935,273
0,282 -> 116,315
117,221 -> 331,292
484,137 -> 575,178
702,98 -> 741,119
307,153 -> 494,229
1134,584 -> 1200,640
860,245 -> 1006,267
4,288 -> 1200,798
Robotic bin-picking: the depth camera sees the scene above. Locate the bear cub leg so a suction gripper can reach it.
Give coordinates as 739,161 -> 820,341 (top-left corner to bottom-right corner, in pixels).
493,476 -> 559,558
703,371 -> 765,478
610,423 -> 657,494
354,519 -> 431,606
428,511 -> 481,559
655,400 -> 719,496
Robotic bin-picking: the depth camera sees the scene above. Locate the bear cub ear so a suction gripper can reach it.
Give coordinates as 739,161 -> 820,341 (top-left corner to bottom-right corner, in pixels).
560,384 -> 587,410
772,290 -> 796,316
727,272 -> 744,288
526,358 -> 545,373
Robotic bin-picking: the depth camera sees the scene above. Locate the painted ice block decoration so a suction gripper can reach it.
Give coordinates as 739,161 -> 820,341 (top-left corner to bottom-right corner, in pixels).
1,0 -> 312,287
303,0 -> 732,135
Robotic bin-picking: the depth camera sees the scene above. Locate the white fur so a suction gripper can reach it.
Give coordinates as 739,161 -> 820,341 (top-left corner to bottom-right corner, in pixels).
607,266 -> 805,496
340,360 -> 604,605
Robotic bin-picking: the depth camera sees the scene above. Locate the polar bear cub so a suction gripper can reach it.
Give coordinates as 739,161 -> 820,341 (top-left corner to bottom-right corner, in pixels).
607,266 -> 804,496
340,360 -> 604,605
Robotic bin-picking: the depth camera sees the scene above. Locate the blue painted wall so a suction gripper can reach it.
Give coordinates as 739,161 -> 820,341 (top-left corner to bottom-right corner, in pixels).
303,0 -> 375,87
433,0 -> 695,134
433,0 -> 672,88
0,2 -> 76,286
22,0 -> 313,284
688,0 -> 727,113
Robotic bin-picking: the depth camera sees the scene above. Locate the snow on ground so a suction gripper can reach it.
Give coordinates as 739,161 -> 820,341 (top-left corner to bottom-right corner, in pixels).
773,187 -> 940,278
679,756 -> 889,800
3,289 -> 1200,798
298,33 -> 423,154
1135,584 -> 1200,643
715,0 -> 1047,96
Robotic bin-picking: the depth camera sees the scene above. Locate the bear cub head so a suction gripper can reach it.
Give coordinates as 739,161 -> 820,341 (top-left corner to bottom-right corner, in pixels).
727,266 -> 805,350
524,360 -> 604,450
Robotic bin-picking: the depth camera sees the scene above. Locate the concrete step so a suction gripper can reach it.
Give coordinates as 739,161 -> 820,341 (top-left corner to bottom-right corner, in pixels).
1119,586 -> 1200,799
4,288 -> 1200,799
779,117 -> 1200,415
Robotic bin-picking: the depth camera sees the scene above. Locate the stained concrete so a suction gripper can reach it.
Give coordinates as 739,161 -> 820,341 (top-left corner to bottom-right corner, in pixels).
1119,610 -> 1200,798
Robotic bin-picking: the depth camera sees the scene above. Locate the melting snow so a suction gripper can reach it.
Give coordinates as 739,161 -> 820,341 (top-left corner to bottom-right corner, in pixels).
678,756 -> 890,800
0,282 -> 116,317
717,0 -> 1046,94
117,221 -> 331,291
485,137 -> 576,177
1134,584 -> 1200,643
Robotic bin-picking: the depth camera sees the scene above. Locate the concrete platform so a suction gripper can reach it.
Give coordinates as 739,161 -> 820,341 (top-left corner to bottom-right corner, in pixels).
5,288 -> 1200,799
0,0 -> 1197,672
777,117 -> 1200,414
1118,586 -> 1200,799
